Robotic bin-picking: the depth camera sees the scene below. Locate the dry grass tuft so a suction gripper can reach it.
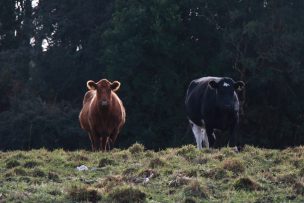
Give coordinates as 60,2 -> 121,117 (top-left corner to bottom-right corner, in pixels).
261,171 -> 276,182
183,197 -> 197,203
205,167 -> 227,180
68,154 -> 89,162
234,177 -> 261,191
98,157 -> 115,167
32,168 -> 46,177
277,173 -> 297,184
144,150 -> 155,158
8,167 -> 27,176
221,148 -> 237,157
254,196 -> 274,203
299,168 -> 304,177
176,145 -> 198,160
181,169 -> 198,178
149,158 -> 165,168
193,156 -> 209,164
96,175 -> 125,193
137,169 -> 157,178
169,174 -> 193,187
114,151 -> 130,160
184,180 -> 209,199
108,186 -> 146,203
11,153 -> 28,160
128,143 -> 145,154
283,146 -> 304,154
123,167 -> 138,176
48,172 -> 60,182
67,184 -> 102,203
294,181 -> 304,195
23,160 -> 40,168
212,153 -> 224,161
222,158 -> 245,175
5,159 -> 20,169
128,169 -> 158,184
290,157 -> 304,168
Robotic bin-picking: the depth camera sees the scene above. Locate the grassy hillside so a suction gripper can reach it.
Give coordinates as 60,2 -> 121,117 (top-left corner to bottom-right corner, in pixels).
0,144 -> 304,202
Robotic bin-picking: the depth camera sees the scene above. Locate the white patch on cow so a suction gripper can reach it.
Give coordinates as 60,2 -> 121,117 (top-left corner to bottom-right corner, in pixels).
189,120 -> 209,149
223,82 -> 230,87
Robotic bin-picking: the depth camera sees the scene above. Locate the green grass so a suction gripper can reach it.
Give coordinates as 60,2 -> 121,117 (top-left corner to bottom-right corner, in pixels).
0,145 -> 304,202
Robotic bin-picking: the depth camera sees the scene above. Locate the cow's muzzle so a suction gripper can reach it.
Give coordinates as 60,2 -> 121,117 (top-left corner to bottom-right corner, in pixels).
101,100 -> 108,106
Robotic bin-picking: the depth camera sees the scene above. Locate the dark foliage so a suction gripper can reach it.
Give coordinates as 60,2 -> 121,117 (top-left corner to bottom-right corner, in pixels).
0,0 -> 304,150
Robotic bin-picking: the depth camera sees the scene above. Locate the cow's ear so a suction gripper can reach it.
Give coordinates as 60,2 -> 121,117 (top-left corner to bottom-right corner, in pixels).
209,80 -> 219,89
234,81 -> 245,91
87,80 -> 97,90
111,81 -> 121,92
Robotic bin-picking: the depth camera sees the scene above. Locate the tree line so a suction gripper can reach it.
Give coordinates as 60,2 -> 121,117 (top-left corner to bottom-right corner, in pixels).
1,0 -> 304,150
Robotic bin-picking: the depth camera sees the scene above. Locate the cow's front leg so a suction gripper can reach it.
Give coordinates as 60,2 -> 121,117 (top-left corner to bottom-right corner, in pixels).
229,113 -> 240,152
109,128 -> 119,149
229,126 -> 239,152
89,133 -> 100,151
99,131 -> 110,151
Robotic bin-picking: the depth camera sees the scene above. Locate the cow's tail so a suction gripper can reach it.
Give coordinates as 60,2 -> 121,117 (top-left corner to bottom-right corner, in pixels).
185,120 -> 193,137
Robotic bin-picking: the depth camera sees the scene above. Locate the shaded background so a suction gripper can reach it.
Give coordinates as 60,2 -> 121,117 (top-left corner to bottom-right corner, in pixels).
1,0 -> 304,150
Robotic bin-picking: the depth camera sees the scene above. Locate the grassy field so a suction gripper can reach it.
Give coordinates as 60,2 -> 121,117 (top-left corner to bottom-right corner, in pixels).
0,144 -> 304,203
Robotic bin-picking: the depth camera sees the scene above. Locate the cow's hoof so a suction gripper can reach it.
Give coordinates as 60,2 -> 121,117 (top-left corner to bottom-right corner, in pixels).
232,146 -> 239,153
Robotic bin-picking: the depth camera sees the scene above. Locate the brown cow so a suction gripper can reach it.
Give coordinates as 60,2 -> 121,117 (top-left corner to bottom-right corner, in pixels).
79,79 -> 126,151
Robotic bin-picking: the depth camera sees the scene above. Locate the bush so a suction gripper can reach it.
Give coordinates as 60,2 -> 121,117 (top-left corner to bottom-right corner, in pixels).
0,92 -> 89,150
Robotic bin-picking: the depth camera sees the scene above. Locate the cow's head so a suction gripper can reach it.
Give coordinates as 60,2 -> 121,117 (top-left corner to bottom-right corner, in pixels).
208,78 -> 245,111
86,79 -> 120,107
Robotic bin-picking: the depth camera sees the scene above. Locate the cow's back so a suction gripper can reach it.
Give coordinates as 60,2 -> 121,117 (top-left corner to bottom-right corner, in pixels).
185,77 -> 220,126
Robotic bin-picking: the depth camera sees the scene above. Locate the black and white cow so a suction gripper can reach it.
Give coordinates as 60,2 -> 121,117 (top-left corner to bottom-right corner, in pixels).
185,76 -> 245,150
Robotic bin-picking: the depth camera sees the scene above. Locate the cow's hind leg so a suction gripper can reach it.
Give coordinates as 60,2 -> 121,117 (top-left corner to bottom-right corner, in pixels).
190,121 -> 207,149
100,137 -> 107,151
201,128 -> 209,148
206,127 -> 216,148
